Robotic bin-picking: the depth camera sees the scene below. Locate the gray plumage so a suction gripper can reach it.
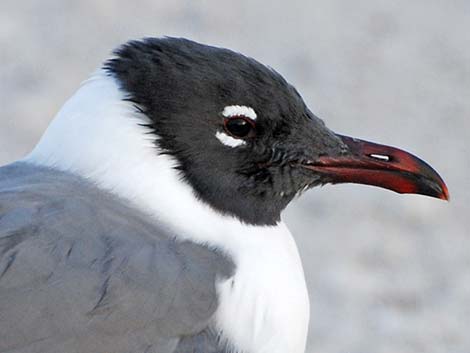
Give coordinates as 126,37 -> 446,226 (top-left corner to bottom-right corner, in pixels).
0,163 -> 234,353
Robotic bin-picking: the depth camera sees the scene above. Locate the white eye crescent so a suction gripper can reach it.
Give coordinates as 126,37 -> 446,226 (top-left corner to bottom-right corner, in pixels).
222,105 -> 257,120
216,105 -> 257,148
215,131 -> 246,147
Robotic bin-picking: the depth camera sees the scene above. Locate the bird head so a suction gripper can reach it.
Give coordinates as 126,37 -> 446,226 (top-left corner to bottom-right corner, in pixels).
104,37 -> 448,225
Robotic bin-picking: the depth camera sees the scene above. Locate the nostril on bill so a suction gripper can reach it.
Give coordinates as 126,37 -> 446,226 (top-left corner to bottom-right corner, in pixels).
369,153 -> 391,162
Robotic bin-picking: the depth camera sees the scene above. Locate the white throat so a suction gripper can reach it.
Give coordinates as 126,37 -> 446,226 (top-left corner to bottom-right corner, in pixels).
25,70 -> 310,353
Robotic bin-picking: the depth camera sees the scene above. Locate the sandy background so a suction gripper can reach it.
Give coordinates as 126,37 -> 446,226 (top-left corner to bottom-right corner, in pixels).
1,1 -> 469,352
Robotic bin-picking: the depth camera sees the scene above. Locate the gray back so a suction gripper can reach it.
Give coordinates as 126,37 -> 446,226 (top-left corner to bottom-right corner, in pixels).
0,163 -> 234,353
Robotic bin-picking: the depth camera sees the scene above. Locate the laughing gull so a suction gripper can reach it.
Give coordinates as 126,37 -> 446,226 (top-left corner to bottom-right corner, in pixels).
0,38 -> 448,353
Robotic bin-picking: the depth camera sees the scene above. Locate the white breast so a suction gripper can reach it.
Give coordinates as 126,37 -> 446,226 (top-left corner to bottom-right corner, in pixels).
214,222 -> 310,353
26,70 -> 310,353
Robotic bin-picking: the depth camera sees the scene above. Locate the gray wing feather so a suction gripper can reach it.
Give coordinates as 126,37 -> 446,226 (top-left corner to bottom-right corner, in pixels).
0,163 -> 234,353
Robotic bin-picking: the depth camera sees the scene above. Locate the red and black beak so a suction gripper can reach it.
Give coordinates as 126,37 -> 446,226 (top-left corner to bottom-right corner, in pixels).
303,134 -> 449,201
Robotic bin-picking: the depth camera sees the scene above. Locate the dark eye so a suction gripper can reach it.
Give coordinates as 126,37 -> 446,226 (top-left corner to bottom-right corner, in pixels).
224,116 -> 256,139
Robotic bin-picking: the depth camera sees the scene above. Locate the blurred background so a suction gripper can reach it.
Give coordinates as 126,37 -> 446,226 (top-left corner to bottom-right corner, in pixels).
0,1 -> 468,352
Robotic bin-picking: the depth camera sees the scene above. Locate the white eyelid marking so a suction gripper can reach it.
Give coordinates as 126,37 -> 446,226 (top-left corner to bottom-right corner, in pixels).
222,105 -> 257,120
215,131 -> 246,148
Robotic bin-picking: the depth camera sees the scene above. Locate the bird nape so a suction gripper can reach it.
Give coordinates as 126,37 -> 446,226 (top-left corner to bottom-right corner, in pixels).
0,37 -> 448,353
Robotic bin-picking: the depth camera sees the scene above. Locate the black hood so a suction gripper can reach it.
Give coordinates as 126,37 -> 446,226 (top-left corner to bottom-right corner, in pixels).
105,37 -> 448,225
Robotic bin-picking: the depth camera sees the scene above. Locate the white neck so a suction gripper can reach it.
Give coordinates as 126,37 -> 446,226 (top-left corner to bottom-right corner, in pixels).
25,70 -> 310,353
